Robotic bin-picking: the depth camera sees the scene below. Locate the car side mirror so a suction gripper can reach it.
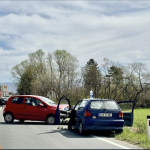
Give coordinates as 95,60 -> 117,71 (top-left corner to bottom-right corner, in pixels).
39,103 -> 44,107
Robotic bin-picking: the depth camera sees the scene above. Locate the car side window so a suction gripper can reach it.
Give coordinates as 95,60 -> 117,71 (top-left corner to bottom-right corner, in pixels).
25,97 -> 45,107
74,101 -> 82,110
11,97 -> 24,104
80,100 -> 88,108
35,99 -> 45,107
25,97 -> 37,106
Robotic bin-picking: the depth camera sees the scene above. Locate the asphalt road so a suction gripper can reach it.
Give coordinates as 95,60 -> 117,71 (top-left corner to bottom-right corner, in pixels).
0,106 -> 141,149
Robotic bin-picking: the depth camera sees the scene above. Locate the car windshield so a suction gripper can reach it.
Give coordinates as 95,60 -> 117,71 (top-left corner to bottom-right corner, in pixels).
90,100 -> 119,110
39,96 -> 56,106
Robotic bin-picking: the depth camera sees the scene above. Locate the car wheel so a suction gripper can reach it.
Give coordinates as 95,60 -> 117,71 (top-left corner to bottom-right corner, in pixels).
4,113 -> 14,123
79,121 -> 85,135
68,124 -> 72,130
46,115 -> 55,125
19,120 -> 25,123
115,129 -> 123,133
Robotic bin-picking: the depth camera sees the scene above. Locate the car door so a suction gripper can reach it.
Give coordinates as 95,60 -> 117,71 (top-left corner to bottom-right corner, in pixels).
10,96 -> 26,120
74,100 -> 83,127
55,97 -> 71,124
118,101 -> 134,126
23,97 -> 47,121
68,101 -> 82,127
31,98 -> 48,121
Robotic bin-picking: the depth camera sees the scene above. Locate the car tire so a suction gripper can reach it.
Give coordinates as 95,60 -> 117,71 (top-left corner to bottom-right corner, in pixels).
19,120 -> 25,123
68,124 -> 72,130
4,113 -> 14,123
79,121 -> 85,135
46,115 -> 55,125
115,129 -> 123,133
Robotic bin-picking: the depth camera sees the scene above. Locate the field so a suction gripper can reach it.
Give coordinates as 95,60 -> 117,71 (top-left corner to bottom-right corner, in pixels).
115,109 -> 150,149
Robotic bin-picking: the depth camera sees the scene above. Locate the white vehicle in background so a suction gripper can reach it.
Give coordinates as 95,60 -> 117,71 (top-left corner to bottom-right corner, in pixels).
6,96 -> 10,100
3,96 -> 10,101
0,97 -> 7,105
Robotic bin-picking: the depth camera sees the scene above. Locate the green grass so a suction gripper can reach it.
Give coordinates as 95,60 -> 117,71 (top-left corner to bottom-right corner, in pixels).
115,109 -> 150,149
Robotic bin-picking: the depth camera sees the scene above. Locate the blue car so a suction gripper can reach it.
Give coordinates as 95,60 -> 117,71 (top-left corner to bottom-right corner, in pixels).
68,99 -> 124,135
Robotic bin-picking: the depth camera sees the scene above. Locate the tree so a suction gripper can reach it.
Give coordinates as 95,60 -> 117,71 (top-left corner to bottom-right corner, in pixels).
47,50 -> 79,101
11,49 -> 46,95
11,60 -> 29,84
11,49 -> 81,103
100,58 -> 125,100
83,59 -> 102,98
123,63 -> 150,112
28,49 -> 46,78
11,60 -> 33,95
107,65 -> 124,99
17,67 -> 34,95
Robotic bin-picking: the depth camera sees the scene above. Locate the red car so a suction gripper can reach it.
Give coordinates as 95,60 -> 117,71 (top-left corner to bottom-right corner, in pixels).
3,95 -> 68,124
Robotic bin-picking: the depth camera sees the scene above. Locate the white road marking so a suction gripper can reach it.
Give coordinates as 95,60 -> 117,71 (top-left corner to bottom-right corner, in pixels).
0,106 -> 4,111
92,135 -> 130,149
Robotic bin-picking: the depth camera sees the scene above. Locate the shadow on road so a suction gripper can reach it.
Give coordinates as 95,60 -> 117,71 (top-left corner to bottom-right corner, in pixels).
0,121 -> 69,125
0,119 -> 116,138
37,128 -> 92,138
37,128 -> 115,138
0,121 -> 48,125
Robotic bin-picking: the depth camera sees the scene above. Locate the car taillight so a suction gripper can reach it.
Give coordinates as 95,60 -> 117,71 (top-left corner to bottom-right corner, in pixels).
84,110 -> 91,117
118,111 -> 123,118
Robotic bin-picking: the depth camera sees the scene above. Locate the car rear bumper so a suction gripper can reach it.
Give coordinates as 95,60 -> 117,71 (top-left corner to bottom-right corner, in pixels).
83,125 -> 123,130
83,119 -> 124,130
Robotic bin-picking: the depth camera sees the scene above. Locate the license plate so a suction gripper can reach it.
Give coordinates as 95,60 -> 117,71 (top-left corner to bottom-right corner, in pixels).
98,113 -> 112,117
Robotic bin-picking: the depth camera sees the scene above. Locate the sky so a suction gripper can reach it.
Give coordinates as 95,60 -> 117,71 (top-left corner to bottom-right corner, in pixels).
0,0 -> 150,84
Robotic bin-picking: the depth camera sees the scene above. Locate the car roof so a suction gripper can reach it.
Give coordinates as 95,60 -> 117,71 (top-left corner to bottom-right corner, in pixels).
11,95 -> 43,98
82,98 -> 115,101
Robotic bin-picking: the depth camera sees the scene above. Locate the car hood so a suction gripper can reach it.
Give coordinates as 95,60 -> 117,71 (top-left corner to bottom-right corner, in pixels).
51,104 -> 69,110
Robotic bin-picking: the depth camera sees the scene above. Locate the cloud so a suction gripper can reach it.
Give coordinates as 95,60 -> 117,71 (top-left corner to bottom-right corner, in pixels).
0,1 -> 150,82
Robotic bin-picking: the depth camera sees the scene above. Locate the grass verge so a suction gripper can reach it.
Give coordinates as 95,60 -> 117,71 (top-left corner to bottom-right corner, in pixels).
115,108 -> 150,149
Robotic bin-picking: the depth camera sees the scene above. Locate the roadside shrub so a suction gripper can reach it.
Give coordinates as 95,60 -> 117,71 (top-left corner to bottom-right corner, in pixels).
134,109 -> 147,134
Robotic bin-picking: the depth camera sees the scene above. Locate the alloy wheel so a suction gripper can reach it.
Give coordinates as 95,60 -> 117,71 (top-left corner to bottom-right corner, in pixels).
47,116 -> 55,124
79,122 -> 83,134
4,113 -> 14,123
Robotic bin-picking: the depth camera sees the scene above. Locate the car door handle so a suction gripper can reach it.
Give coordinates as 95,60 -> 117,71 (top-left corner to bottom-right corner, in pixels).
23,107 -> 26,108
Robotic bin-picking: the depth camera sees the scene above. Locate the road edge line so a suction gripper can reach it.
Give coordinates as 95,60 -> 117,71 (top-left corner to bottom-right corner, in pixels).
92,135 -> 130,149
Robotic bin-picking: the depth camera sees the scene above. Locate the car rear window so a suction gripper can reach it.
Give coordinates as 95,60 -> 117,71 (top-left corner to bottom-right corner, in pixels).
90,101 -> 119,110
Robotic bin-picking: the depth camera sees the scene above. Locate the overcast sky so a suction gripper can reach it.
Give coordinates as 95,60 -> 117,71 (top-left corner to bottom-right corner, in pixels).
0,1 -> 150,83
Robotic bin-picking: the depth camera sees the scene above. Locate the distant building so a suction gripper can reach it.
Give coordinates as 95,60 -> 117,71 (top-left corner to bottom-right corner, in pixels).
0,84 -> 8,98
0,86 -> 2,98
